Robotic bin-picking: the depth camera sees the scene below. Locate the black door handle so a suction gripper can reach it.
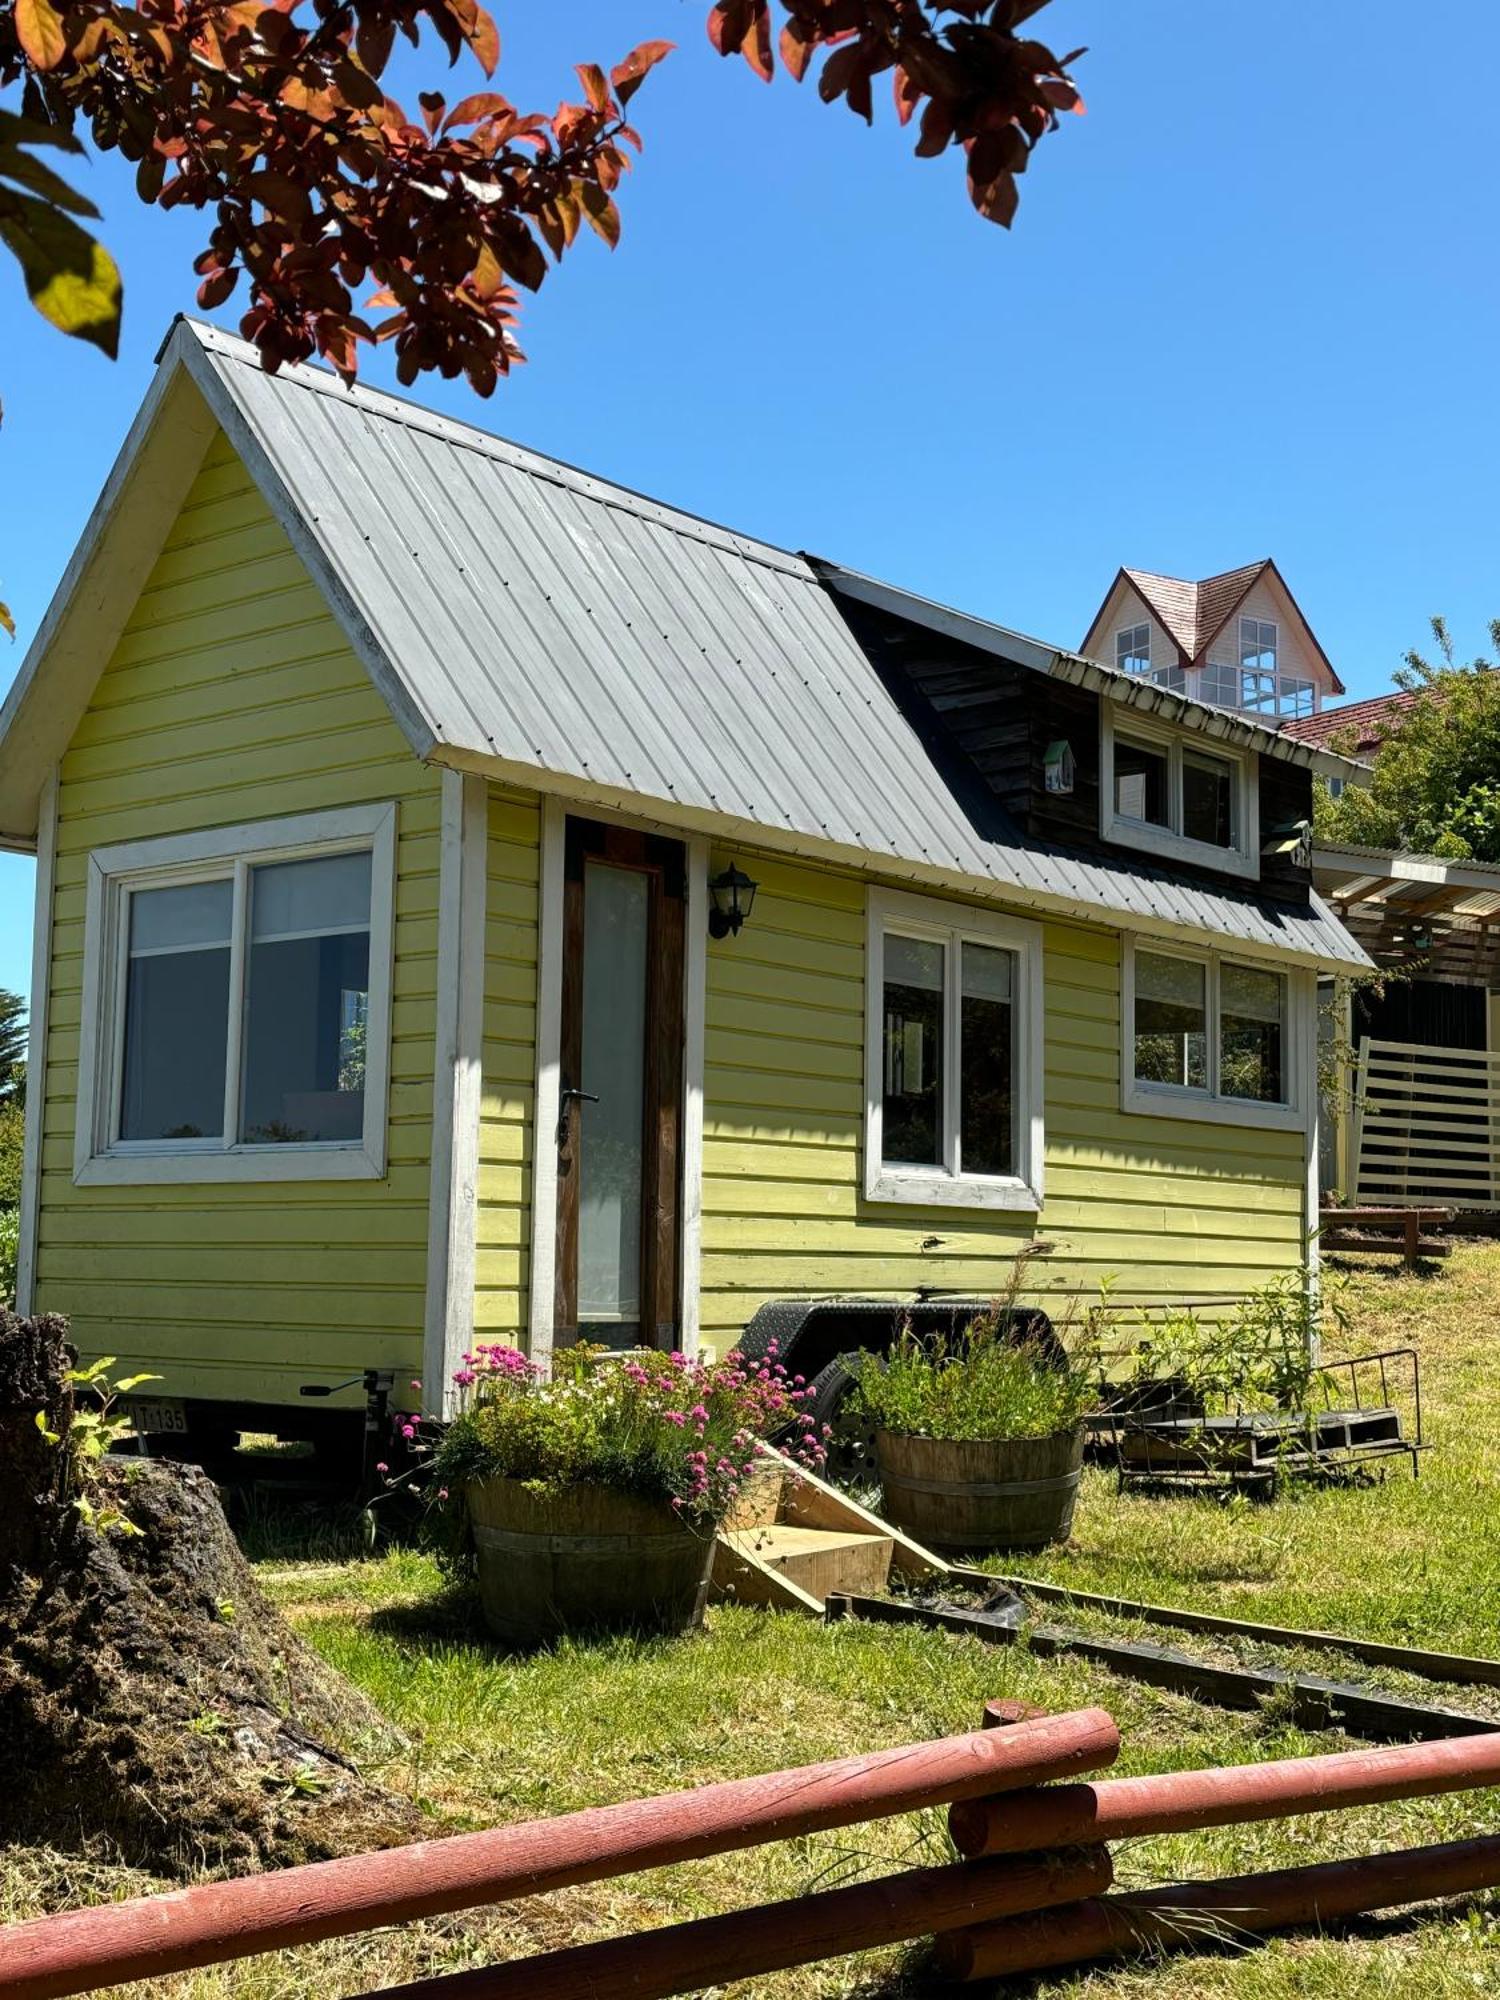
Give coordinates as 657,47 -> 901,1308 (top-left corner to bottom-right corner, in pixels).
557,1085 -> 600,1147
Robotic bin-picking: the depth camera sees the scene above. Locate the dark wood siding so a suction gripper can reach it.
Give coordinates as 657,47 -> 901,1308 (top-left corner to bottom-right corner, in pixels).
844,597 -> 1316,910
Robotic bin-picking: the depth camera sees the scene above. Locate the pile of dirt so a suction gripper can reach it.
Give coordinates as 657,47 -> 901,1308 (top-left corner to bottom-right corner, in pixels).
0,1311 -> 419,1878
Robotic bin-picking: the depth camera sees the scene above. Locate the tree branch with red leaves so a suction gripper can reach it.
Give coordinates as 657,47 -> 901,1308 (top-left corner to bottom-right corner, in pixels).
0,0 -> 1081,399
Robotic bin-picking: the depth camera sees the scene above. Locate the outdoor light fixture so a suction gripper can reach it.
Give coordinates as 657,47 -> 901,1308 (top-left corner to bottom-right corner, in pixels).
708,862 -> 758,939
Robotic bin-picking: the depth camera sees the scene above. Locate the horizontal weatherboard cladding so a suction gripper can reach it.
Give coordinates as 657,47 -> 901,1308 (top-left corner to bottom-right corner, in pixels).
34,429 -> 440,1409
698,848 -> 1305,1346
474,786 -> 541,1341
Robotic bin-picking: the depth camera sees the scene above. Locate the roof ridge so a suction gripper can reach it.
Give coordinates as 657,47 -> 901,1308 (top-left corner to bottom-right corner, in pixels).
178,317 -> 813,582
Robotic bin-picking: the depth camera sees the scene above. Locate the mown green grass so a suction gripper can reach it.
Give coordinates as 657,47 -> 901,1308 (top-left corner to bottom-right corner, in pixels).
5,1249 -> 1500,1997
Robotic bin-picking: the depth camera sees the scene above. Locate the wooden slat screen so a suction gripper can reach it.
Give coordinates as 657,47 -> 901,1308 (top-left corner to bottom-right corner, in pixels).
1354,1039 -> 1500,1210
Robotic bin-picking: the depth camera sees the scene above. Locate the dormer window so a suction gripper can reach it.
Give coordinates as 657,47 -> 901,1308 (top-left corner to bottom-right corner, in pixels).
1116,623 -> 1151,675
1100,707 -> 1259,881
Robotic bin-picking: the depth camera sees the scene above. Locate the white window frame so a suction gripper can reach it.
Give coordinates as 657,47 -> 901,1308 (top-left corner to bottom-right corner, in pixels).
1099,704 -> 1260,882
1121,935 -> 1313,1132
1116,622 -> 1151,675
74,803 -> 398,1186
864,887 -> 1045,1212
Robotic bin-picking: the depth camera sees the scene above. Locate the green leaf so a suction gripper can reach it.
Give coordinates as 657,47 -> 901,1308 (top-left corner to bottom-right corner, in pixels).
0,138 -> 100,218
114,1373 -> 163,1395
66,1354 -> 115,1382
33,1408 -> 60,1445
0,189 -> 121,356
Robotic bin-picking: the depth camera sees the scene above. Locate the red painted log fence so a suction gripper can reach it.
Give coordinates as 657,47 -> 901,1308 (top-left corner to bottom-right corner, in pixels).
3,1708 -> 1500,1996
0,1709 -> 1118,2000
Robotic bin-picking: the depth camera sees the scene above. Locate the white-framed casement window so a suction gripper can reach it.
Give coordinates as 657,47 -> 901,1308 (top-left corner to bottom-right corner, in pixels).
74,804 -> 397,1185
864,887 -> 1045,1211
1099,706 -> 1259,880
1122,936 -> 1311,1131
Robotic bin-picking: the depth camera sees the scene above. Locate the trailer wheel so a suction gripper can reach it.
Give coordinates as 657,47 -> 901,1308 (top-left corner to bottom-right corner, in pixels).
807,1356 -> 877,1484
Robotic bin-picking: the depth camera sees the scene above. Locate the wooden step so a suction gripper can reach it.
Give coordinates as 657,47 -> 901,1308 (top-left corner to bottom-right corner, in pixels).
733,1524 -> 895,1600
716,1524 -> 894,1610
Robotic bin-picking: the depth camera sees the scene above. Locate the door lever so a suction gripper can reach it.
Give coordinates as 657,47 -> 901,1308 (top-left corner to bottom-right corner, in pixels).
557,1085 -> 599,1147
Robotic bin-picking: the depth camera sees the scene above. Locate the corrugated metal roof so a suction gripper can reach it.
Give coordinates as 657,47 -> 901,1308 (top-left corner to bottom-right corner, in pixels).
0,317 -> 1367,969
179,322 -> 1368,968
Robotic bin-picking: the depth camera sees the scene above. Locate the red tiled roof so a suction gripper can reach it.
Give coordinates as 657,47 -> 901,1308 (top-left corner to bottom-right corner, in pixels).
1280,689 -> 1420,752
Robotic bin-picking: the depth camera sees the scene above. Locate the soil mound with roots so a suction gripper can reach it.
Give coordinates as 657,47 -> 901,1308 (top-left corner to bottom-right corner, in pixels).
0,1310 -> 419,1877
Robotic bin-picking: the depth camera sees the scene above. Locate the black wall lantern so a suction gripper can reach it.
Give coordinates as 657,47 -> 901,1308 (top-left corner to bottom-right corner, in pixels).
708,862 -> 758,939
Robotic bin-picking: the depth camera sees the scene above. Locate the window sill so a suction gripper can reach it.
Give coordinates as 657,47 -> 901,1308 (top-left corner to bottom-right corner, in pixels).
864,1167 -> 1043,1212
1121,1081 -> 1303,1133
75,1145 -> 385,1187
1103,815 -> 1259,882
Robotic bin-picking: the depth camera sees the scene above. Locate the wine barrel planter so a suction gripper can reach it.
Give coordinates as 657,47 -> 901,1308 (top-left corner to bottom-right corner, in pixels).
467,1478 -> 714,1646
873,1428 -> 1085,1553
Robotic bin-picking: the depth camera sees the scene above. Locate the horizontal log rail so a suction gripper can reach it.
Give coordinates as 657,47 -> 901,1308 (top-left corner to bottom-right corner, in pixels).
0,1709 -> 1119,2000
949,1731 -> 1500,1857
375,1848 -> 1114,2000
938,1833 -> 1500,1980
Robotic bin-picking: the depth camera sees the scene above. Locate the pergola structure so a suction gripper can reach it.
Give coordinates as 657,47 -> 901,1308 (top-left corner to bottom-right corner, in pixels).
1313,843 -> 1500,1211
1314,843 -> 1500,988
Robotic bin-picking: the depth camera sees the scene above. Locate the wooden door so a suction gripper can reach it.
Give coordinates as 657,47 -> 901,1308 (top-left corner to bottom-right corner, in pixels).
555,818 -> 685,1350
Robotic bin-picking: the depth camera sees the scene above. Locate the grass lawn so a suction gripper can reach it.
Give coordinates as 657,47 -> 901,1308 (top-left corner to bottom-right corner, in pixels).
5,1248 -> 1500,1997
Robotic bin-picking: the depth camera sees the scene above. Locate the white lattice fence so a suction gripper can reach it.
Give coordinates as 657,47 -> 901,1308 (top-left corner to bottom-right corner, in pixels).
1354,1038 -> 1500,1210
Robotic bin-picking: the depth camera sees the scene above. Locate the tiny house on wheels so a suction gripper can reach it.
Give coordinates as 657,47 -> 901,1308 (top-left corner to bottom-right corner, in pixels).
0,321 -> 1369,1459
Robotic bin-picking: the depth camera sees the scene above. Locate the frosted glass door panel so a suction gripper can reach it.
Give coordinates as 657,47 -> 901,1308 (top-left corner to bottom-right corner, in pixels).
577,861 -> 649,1332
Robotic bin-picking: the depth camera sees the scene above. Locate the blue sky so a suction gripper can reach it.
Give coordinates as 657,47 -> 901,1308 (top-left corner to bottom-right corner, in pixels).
3,0 -> 1499,1001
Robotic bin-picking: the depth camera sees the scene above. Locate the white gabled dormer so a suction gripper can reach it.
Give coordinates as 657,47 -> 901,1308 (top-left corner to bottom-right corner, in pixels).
1081,560 -> 1344,722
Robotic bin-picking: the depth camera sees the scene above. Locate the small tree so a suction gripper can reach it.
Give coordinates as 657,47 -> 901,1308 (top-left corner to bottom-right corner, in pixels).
0,988 -> 24,1105
1315,618 -> 1500,862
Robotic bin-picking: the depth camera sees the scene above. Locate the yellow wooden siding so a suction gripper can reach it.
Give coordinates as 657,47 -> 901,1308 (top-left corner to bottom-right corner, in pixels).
474,787 -> 541,1339
700,849 -> 1305,1345
34,429 -> 441,1409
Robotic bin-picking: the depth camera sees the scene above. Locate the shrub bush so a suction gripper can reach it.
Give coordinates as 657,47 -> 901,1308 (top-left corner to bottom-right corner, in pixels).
0,1209 -> 17,1307
848,1312 -> 1097,1444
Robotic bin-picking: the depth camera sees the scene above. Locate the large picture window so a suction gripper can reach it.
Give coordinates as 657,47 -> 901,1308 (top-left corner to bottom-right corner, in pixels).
1123,938 -> 1308,1130
76,805 -> 396,1185
866,889 -> 1044,1210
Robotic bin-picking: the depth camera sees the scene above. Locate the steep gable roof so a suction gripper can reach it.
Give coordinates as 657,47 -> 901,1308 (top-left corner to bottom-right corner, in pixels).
1086,561 -> 1347,695
0,319 -> 1367,969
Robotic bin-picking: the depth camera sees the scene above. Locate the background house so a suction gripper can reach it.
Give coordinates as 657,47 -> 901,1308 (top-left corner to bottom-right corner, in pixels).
1081,563 -> 1345,724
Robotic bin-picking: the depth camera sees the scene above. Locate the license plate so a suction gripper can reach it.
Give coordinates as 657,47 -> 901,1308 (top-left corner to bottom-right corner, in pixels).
129,1398 -> 189,1437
